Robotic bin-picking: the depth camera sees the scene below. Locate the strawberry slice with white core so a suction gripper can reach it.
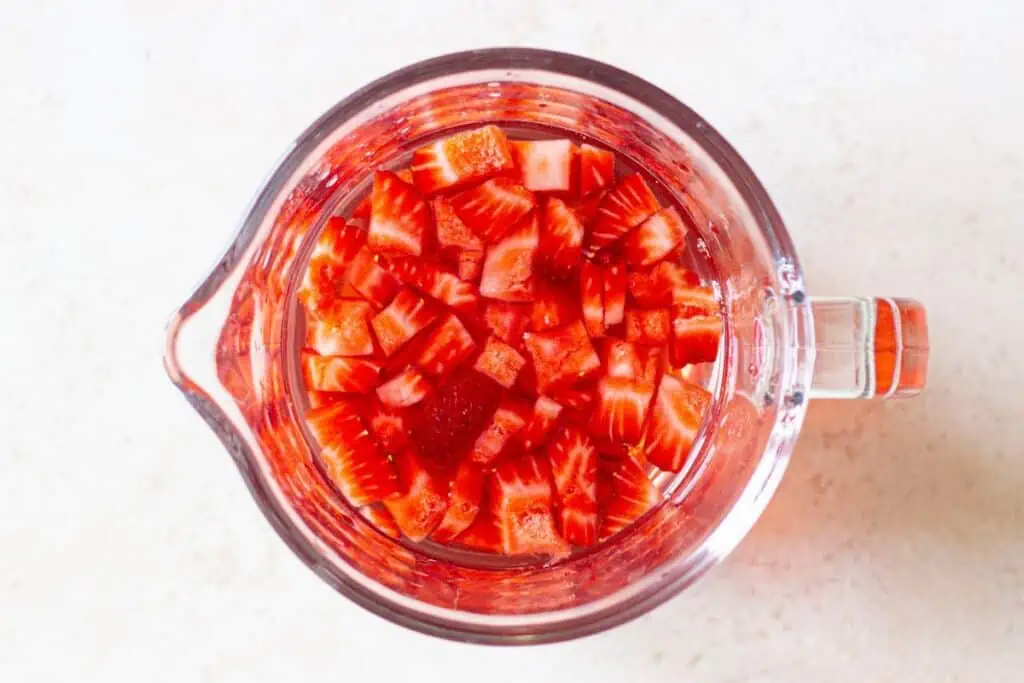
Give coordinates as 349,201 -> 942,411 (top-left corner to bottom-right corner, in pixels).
376,366 -> 432,408
469,402 -> 528,465
370,288 -> 438,357
364,398 -> 409,452
450,177 -> 536,244
346,247 -> 400,309
483,300 -> 529,345
547,425 -> 598,547
298,218 -> 367,314
602,260 -> 627,327
539,197 -> 584,275
489,453 -> 569,557
530,280 -> 578,332
431,461 -> 486,543
304,299 -> 375,356
473,336 -> 526,389
302,353 -> 381,393
368,171 -> 429,257
580,261 -> 605,337
587,174 -> 661,256
579,144 -> 615,196
626,206 -> 687,268
591,376 -> 655,445
479,213 -> 539,302
383,449 -> 448,541
670,313 -> 723,367
522,320 -> 601,394
625,308 -> 670,345
415,313 -> 477,378
432,197 -> 482,252
642,374 -> 711,472
383,257 -> 479,312
519,396 -> 563,451
511,139 -> 576,192
360,504 -> 401,539
306,401 -> 398,506
411,125 -> 516,195
599,456 -> 660,541
353,168 -> 414,220
600,339 -> 644,378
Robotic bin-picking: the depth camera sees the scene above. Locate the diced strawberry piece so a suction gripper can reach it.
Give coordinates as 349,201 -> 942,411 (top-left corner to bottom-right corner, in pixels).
587,174 -> 661,256
643,374 -> 711,472
547,425 -> 598,546
473,336 -> 526,389
304,299 -> 375,356
580,261 -> 605,337
530,280 -> 578,332
306,401 -> 398,506
569,191 -> 605,226
302,353 -> 381,393
549,385 -> 596,412
450,177 -> 536,244
411,125 -> 515,195
591,376 -> 655,445
432,197 -> 482,252
478,213 -> 539,302
625,308 -> 670,345
511,139 -> 576,192
410,370 -> 500,467
376,366 -> 431,408
370,288 -> 438,357
670,313 -> 723,367
346,247 -> 400,309
514,357 -> 538,395
383,449 -> 448,541
352,169 -> 414,219
469,402 -> 528,465
579,144 -> 615,196
519,396 -> 563,451
457,249 -> 484,282
431,461 -> 486,543
599,456 -> 660,540
522,320 -> 601,393
383,257 -> 479,312
626,206 -> 687,267
672,283 -> 719,317
364,398 -> 408,452
539,197 -> 584,275
600,339 -> 644,378
602,260 -> 626,327
368,171 -> 429,257
455,509 -> 503,553
307,391 -> 345,409
489,453 -> 569,556
483,300 -> 529,345
297,218 -> 367,314
360,504 -> 401,539
415,313 -> 477,378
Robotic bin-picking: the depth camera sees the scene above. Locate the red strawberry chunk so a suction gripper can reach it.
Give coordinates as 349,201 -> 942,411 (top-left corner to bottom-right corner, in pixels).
364,398 -> 409,452
602,260 -> 627,327
591,376 -> 655,445
511,139 -> 576,192
470,401 -> 528,465
370,288 -> 438,357
383,449 -> 448,541
483,300 -> 529,345
547,425 -> 598,547
672,283 -> 719,317
455,509 -> 503,553
297,218 -> 367,314
587,174 -> 661,256
599,456 -> 660,540
304,300 -> 375,357
579,144 -> 615,196
432,197 -> 482,252
450,177 -> 536,244
415,313 -> 477,378
457,249 -> 484,282
670,313 -> 723,367
625,308 -> 670,345
302,353 -> 381,393
411,124 -> 515,195
626,206 -> 687,267
569,191 -> 605,226
473,336 -> 526,389
550,385 -> 596,412
376,366 -> 432,408
410,370 -> 500,467
519,396 -> 563,451
600,339 -> 644,378
530,281 -> 578,332
539,197 -> 584,275
522,320 -> 601,393
580,261 -> 605,337
360,504 -> 401,539
346,247 -> 400,309
383,257 -> 479,312
489,453 -> 569,556
306,401 -> 398,506
431,461 -> 486,543
478,213 -> 539,302
643,374 -> 711,472
307,391 -> 345,409
368,171 -> 429,257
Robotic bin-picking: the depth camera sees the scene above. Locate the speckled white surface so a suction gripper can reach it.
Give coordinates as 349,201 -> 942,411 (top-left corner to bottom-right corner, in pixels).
2,0 -> 1022,680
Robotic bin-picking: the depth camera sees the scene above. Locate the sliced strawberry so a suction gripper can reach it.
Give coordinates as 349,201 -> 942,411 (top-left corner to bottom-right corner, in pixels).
483,300 -> 529,345
410,369 -> 500,467
415,313 -> 477,378
302,353 -> 381,393
478,213 -> 539,302
383,448 -> 448,541
382,257 -> 479,312
456,249 -> 484,282
431,461 -> 486,543
625,206 -> 687,267
669,313 -> 723,367
297,218 -> 367,314
602,260 -> 626,327
360,504 -> 401,539
364,398 -> 409,452
580,261 -> 605,337
599,456 -> 660,540
307,390 -> 345,409
346,246 -> 400,309
569,191 -> 605,226
591,376 -> 655,445
304,299 -> 375,356
367,171 -> 429,257
370,288 -> 438,357
547,425 -> 598,547
587,174 -> 661,256
489,453 -> 569,556
306,401 -> 398,506
411,125 -> 515,195
625,308 -> 670,345
549,385 -> 596,412
469,401 -> 528,465
579,144 -> 615,196
432,197 -> 482,252
376,366 -> 431,408
450,177 -> 536,245
600,339 -> 644,378
455,508 -> 503,553
511,139 -> 576,192
643,374 -> 711,472
352,169 -> 414,219
522,320 -> 601,393
539,197 -> 584,275
671,283 -> 719,317
519,396 -> 563,451
530,280 -> 578,332
473,336 -> 526,389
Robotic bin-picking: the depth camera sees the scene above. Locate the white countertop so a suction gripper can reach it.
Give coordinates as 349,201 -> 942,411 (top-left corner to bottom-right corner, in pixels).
2,1 -> 1022,680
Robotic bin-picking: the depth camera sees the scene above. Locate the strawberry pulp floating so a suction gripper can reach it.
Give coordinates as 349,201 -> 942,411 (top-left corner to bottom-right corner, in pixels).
296,124 -> 726,560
